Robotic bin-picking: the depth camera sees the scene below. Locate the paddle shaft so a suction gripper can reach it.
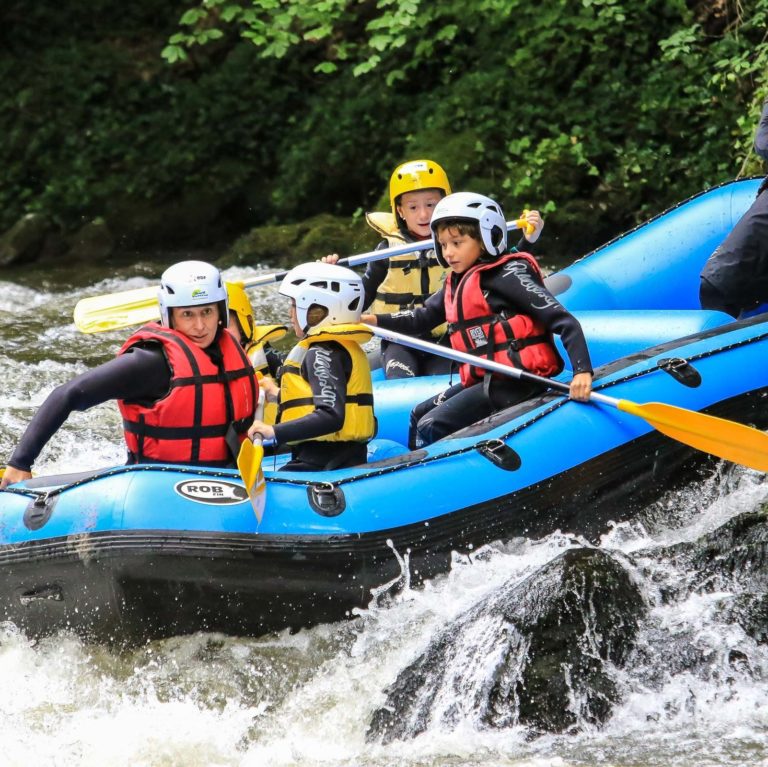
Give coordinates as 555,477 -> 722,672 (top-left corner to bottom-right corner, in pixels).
73,220 -> 526,334
366,325 -> 768,473
199,218 -> 525,290
366,324 -> 606,401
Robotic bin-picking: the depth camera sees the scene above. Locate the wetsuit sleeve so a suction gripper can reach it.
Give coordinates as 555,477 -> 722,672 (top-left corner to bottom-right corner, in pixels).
272,342 -> 352,444
513,234 -> 538,253
7,346 -> 171,472
374,286 -> 447,335
754,96 -> 768,162
487,260 -> 593,374
362,239 -> 390,309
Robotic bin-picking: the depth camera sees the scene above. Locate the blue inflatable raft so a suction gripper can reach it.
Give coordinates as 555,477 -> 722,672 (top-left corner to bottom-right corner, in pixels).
0,179 -> 765,644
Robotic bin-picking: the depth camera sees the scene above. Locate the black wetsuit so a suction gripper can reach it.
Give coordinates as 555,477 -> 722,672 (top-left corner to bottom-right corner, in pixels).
7,345 -> 172,473
364,232 -> 536,379
375,256 -> 592,449
700,97 -> 768,317
273,341 -> 367,471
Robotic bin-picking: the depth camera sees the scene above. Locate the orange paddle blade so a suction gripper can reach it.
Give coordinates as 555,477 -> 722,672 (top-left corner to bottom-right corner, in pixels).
237,438 -> 266,522
618,400 -> 768,473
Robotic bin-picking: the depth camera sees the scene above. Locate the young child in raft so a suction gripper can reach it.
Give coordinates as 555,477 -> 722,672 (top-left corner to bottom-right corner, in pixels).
248,262 -> 375,471
327,158 -> 544,379
362,192 -> 592,450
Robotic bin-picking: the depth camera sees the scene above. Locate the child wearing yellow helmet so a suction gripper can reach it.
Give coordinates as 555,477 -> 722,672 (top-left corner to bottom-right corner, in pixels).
329,159 -> 544,379
226,281 -> 288,423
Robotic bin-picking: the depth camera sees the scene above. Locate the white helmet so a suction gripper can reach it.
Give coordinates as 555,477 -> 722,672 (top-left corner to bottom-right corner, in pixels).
158,260 -> 228,328
430,192 -> 507,267
279,262 -> 364,332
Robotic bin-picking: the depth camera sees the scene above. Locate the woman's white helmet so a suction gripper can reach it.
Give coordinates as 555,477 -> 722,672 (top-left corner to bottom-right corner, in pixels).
279,262 -> 364,333
430,192 -> 507,267
158,260 -> 228,328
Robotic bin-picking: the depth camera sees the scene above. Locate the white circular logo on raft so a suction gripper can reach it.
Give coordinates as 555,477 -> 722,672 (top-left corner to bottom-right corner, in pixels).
174,479 -> 248,506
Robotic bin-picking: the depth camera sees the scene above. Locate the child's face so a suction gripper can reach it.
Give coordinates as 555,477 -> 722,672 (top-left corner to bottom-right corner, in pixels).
289,302 -> 304,338
436,226 -> 484,274
396,189 -> 443,238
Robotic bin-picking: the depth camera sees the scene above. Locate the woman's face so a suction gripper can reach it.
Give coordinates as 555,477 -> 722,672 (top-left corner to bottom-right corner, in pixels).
171,304 -> 220,348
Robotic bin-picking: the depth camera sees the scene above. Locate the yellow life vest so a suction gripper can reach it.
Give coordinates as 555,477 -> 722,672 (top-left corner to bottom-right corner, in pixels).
278,323 -> 375,444
366,211 -> 447,337
245,324 -> 288,376
246,324 -> 288,426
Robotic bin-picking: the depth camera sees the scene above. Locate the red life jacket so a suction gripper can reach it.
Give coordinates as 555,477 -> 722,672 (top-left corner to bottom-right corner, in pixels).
117,324 -> 258,466
444,252 -> 563,387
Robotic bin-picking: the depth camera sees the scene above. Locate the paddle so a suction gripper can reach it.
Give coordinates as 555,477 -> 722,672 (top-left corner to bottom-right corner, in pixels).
73,219 -> 528,334
237,435 -> 266,522
365,325 -> 768,473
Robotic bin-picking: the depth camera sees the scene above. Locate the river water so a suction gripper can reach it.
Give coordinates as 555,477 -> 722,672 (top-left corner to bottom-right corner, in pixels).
0,257 -> 767,766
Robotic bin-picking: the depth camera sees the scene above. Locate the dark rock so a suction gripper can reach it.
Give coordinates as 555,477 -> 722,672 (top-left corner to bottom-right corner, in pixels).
629,510 -> 768,680
104,188 -> 239,252
367,547 -> 644,743
221,213 -> 372,269
637,510 -> 768,600
63,217 -> 115,262
727,593 -> 768,645
0,213 -> 52,266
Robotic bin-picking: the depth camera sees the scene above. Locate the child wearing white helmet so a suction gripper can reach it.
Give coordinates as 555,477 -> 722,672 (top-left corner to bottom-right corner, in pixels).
363,193 -> 592,450
327,159 -> 544,380
2,260 -> 258,488
248,262 -> 376,471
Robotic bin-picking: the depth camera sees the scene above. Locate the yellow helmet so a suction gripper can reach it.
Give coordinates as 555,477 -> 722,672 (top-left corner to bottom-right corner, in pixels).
226,281 -> 255,345
389,159 -> 452,218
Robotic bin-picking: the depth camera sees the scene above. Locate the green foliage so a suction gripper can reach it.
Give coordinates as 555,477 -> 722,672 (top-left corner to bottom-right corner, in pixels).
222,213 -> 372,269
2,0 -> 768,263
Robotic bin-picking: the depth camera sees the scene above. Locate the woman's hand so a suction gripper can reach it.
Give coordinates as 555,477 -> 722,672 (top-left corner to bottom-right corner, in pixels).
0,466 -> 32,490
321,254 -> 340,264
568,371 -> 593,402
361,314 -> 377,325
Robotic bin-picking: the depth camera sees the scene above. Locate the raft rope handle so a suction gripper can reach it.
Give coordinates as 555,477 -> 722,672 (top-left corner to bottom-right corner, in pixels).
1,463 -> 240,501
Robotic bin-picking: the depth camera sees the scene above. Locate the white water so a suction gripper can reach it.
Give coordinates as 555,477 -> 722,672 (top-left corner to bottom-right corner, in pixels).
0,268 -> 767,766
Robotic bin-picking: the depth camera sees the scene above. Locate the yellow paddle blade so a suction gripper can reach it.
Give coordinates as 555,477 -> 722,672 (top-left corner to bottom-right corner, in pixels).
618,400 -> 768,473
73,286 -> 161,333
237,438 -> 266,522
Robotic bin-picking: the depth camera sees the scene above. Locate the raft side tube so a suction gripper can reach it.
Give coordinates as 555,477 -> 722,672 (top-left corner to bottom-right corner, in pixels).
372,309 -> 735,444
548,178 -> 763,311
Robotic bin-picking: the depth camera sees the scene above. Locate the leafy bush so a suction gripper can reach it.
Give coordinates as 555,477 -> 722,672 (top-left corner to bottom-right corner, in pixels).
1,0 -> 767,263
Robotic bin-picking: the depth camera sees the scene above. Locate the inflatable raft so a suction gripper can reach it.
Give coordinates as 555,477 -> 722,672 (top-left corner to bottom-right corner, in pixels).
0,179 -> 765,644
